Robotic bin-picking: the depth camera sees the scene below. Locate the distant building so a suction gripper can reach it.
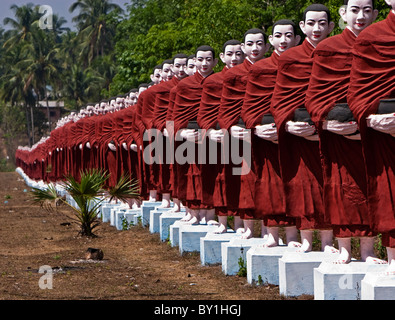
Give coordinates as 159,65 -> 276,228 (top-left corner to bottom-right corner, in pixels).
36,100 -> 65,126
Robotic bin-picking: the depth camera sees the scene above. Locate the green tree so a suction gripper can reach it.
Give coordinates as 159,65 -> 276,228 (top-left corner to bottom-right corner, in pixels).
60,64 -> 105,110
69,0 -> 124,66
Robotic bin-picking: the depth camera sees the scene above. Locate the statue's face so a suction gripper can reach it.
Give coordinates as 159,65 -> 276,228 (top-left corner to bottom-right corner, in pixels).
220,44 -> 244,69
129,93 -> 137,105
300,11 -> 333,46
150,69 -> 162,84
341,0 -> 377,35
186,59 -> 196,76
161,63 -> 173,81
194,51 -> 217,77
242,33 -> 267,62
171,58 -> 188,79
269,24 -> 298,55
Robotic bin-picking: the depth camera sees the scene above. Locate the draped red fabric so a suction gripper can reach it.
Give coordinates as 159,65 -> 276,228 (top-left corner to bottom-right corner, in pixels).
75,117 -> 90,174
218,59 -> 252,130
306,28 -> 356,124
68,119 -> 83,180
172,72 -> 206,207
347,11 -> 395,247
133,88 -> 156,197
131,95 -> 145,148
216,59 -> 256,218
81,116 -> 97,170
241,53 -> 279,129
121,105 -> 139,183
165,86 -> 178,128
153,77 -> 180,131
197,67 -> 228,130
142,84 -> 164,130
165,86 -> 178,198
173,72 -> 205,133
305,27 -> 373,238
271,39 -> 327,230
111,108 -> 129,182
241,52 -> 294,226
142,84 -> 167,192
46,129 -> 59,181
99,112 -> 118,187
152,77 -> 180,194
197,67 -> 228,211
63,121 -> 76,177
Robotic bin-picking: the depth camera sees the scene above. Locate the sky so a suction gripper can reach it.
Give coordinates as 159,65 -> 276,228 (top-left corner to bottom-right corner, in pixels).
0,0 -> 129,30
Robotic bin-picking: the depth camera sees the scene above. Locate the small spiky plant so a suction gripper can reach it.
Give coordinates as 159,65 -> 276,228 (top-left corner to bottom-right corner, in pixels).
31,169 -> 140,237
107,174 -> 141,204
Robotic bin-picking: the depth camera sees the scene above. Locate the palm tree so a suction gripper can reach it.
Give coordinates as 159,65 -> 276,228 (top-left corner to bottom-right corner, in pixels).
50,14 -> 71,44
18,28 -> 60,132
69,0 -> 123,65
61,63 -> 105,110
3,3 -> 39,48
31,169 -> 140,237
1,4 -> 66,140
0,66 -> 36,147
0,39 -> 37,146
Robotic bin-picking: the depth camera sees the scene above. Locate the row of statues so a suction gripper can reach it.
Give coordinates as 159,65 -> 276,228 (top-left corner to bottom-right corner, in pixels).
16,1 -> 395,274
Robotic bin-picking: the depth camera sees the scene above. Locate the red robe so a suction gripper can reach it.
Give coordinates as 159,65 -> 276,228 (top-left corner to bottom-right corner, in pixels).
165,86 -> 179,199
68,119 -> 84,181
242,52 -> 294,227
46,128 -> 60,181
197,67 -> 228,212
133,88 -> 156,198
271,39 -> 327,230
111,108 -> 129,182
99,112 -> 118,187
81,115 -> 97,171
64,121 -> 76,178
305,27 -> 373,238
142,84 -> 166,193
121,105 -> 139,184
152,76 -> 181,194
348,11 -> 395,247
217,59 -> 256,218
172,71 -> 207,208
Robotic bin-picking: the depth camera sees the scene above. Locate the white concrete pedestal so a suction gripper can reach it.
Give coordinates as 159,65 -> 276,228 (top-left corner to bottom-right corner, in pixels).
361,270 -> 395,300
123,209 -> 140,229
179,224 -> 218,254
140,201 -> 163,227
221,238 -> 268,276
101,203 -> 120,223
111,206 -> 128,227
149,207 -> 173,234
247,245 -> 297,285
200,230 -> 237,266
114,208 -> 141,230
160,211 -> 186,242
279,251 -> 340,297
314,261 -> 389,300
170,220 -> 183,247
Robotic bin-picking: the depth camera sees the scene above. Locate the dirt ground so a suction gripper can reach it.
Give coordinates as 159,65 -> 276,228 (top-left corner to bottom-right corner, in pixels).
0,171 -> 313,301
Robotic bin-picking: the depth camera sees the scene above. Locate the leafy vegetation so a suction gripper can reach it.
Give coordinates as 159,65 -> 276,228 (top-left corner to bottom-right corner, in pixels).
31,169 -> 140,237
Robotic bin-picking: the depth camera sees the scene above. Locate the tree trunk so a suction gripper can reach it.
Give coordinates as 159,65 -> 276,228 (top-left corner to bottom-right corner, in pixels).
30,103 -> 35,146
24,102 -> 32,148
45,87 -> 52,132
